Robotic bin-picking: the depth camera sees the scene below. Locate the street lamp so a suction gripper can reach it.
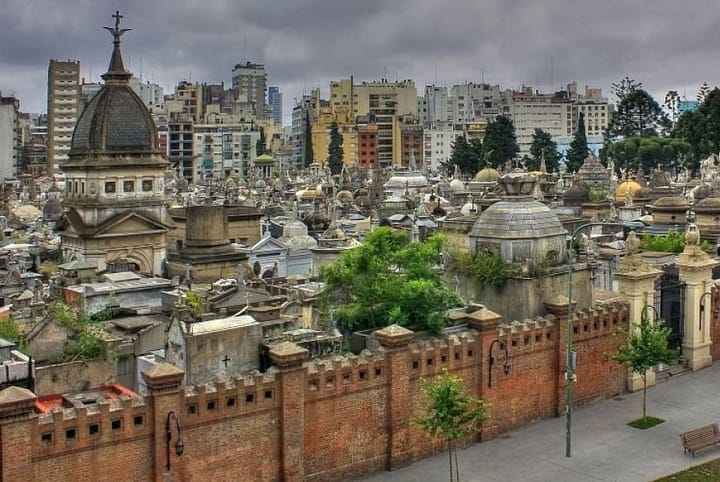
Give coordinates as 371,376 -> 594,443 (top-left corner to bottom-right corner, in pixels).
566,221 -> 625,458
166,411 -> 184,471
488,339 -> 511,388
699,292 -> 714,331
642,304 -> 660,323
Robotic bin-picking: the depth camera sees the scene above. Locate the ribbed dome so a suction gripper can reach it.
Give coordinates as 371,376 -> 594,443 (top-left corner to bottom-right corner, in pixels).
470,200 -> 566,239
615,180 -> 642,202
475,167 -> 500,182
71,86 -> 157,155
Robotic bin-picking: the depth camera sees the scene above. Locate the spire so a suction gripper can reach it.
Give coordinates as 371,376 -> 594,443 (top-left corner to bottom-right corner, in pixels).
101,10 -> 132,84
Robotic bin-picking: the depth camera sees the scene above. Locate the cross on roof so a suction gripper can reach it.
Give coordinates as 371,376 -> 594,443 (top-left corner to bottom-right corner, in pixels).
112,10 -> 123,29
222,355 -> 231,368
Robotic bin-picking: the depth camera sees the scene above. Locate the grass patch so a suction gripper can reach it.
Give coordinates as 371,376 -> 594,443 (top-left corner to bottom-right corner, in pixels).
627,416 -> 665,430
654,457 -> 720,481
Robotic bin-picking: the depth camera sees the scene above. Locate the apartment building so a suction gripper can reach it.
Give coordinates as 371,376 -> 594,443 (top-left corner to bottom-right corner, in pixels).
192,123 -> 260,183
0,94 -> 20,180
47,59 -> 80,175
232,62 -> 267,120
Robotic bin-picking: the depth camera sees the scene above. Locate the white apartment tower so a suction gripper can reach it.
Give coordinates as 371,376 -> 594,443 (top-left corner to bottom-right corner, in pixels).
0,94 -> 20,180
232,62 -> 267,121
47,59 -> 81,176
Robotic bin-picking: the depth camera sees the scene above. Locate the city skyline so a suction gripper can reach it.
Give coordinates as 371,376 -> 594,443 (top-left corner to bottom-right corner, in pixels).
0,0 -> 717,119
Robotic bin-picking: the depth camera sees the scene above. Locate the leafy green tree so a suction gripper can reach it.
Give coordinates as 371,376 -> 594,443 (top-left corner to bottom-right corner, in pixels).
416,369 -> 490,482
611,318 -> 679,424
608,89 -> 669,138
446,135 -> 483,176
303,112 -> 314,168
604,136 -> 690,173
327,122 -> 344,175
672,88 -> 720,172
482,115 -> 518,168
566,113 -> 589,172
528,128 -> 560,172
320,227 -> 460,334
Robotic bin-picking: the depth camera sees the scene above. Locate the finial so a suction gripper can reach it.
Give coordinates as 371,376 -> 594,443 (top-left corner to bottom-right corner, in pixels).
103,10 -> 132,42
101,10 -> 132,81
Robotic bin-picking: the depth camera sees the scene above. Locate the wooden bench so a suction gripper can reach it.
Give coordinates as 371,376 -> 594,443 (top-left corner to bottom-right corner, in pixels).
680,423 -> 720,457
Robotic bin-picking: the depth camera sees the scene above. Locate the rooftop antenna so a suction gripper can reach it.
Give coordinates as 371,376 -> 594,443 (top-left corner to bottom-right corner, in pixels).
434,64 -> 437,85
550,56 -> 554,93
242,33 -> 247,65
139,56 -> 143,80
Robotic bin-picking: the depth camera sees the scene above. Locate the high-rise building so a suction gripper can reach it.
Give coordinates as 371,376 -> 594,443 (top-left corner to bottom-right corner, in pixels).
192,123 -> 260,183
268,86 -> 282,125
419,85 -> 450,127
352,79 -> 418,167
291,90 -> 320,168
232,62 -> 267,120
47,59 -> 81,176
0,93 -> 20,180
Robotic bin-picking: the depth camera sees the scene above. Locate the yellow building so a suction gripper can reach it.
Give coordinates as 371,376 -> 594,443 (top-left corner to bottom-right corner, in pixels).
310,107 -> 358,168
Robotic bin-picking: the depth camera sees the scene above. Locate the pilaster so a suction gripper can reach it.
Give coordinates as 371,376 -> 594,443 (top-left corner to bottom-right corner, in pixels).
142,362 -> 185,482
0,386 -> 37,482
616,254 -> 662,391
374,324 -> 414,470
677,244 -> 718,371
269,341 -> 309,482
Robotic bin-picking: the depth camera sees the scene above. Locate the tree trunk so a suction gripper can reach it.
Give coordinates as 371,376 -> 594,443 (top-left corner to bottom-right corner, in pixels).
448,439 -> 454,482
642,373 -> 647,423
453,440 -> 460,482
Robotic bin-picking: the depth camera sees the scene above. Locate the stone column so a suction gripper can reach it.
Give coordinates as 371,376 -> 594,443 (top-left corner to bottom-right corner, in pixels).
0,386 -> 37,481
677,240 -> 718,371
269,341 -> 309,482
615,253 -> 662,392
374,324 -> 414,470
141,362 -> 185,482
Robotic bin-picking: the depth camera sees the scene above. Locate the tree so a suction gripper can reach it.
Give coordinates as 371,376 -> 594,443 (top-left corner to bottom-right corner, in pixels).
664,90 -> 681,124
604,136 -> 690,173
672,87 -> 720,171
320,227 -> 460,334
482,115 -> 518,168
608,89 -> 669,138
255,126 -> 266,156
528,128 -> 560,172
446,135 -> 483,176
611,317 -> 678,425
697,82 -> 712,104
566,112 -> 589,172
611,76 -> 642,102
303,112 -> 314,167
416,369 -> 490,482
327,122 -> 344,175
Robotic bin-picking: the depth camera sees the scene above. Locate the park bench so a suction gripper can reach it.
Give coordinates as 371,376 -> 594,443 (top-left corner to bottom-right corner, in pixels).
679,423 -> 720,457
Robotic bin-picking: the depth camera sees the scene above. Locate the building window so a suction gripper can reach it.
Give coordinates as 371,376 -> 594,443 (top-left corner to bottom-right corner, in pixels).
142,179 -> 153,192
123,180 -> 134,193
104,181 -> 116,194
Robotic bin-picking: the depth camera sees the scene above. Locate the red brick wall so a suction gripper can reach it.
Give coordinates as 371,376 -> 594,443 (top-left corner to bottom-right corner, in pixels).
0,305 -> 629,481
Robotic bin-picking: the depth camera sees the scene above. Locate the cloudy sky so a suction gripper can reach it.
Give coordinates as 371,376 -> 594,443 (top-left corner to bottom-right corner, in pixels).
1,0 -> 717,122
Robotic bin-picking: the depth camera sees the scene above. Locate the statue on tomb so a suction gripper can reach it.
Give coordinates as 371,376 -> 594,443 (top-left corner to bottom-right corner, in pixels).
625,231 -> 640,256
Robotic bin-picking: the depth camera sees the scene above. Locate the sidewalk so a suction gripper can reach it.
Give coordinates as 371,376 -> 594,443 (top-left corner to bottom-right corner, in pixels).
360,363 -> 720,482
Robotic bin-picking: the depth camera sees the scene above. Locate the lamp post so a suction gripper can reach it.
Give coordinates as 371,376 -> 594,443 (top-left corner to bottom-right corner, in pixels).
166,411 -> 184,471
699,292 -> 714,331
488,339 -> 511,388
641,303 -> 660,323
566,221 -> 625,458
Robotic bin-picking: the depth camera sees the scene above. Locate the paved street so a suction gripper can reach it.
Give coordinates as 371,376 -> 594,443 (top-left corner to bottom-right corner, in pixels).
360,363 -> 720,482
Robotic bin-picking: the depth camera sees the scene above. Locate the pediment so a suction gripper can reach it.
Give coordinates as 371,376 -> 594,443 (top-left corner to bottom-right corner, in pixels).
96,212 -> 170,236
251,236 -> 288,253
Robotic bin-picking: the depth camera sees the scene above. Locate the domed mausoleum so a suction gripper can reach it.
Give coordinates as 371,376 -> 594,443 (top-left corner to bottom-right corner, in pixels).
469,173 -> 567,265
56,14 -> 172,275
